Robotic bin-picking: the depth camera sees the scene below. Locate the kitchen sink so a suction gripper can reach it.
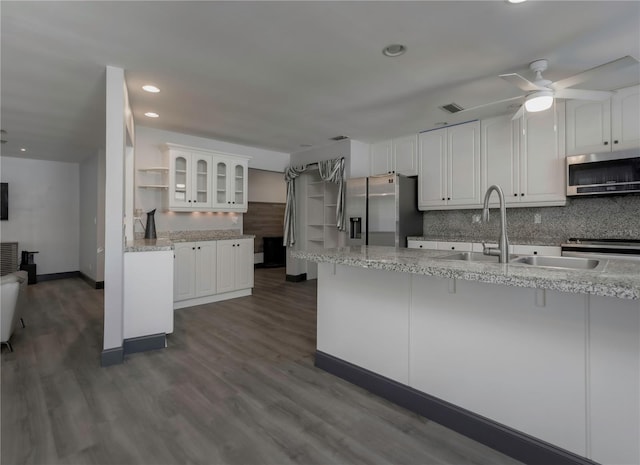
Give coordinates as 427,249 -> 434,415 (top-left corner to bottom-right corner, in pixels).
438,252 -> 505,263
509,255 -> 604,270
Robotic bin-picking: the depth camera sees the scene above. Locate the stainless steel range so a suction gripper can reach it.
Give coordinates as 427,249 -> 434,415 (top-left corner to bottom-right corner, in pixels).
561,238 -> 640,262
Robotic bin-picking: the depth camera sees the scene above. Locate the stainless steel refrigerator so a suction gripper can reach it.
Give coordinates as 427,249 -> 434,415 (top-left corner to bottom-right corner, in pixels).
345,174 -> 422,247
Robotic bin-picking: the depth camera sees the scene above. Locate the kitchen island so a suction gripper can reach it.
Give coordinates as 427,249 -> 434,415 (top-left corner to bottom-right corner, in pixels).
292,246 -> 640,465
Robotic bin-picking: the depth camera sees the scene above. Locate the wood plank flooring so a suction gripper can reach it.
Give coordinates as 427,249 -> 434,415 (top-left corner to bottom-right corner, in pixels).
1,268 -> 522,465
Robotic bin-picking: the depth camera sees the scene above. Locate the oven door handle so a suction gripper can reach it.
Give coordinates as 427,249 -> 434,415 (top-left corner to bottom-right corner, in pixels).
562,250 -> 640,262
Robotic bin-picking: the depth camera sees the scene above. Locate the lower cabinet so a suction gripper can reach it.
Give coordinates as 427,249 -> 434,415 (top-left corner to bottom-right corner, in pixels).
216,238 -> 254,294
174,238 -> 254,309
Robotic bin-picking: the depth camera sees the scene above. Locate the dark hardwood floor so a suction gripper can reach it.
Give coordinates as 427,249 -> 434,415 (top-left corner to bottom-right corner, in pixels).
1,268 -> 521,465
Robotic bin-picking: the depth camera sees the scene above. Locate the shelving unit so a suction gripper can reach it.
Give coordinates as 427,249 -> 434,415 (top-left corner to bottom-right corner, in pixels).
137,167 -> 169,189
303,171 -> 346,279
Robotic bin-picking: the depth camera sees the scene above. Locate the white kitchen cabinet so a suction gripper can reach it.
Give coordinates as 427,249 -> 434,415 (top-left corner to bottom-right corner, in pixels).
566,85 -> 640,155
174,239 -> 253,309
213,155 -> 249,212
482,106 -> 566,207
520,103 -> 566,205
370,140 -> 393,176
407,240 -> 439,250
163,143 -> 250,212
370,135 -> 419,177
216,238 -> 254,294
418,121 -> 481,210
167,147 -> 213,210
173,241 -> 217,302
124,250 -> 174,338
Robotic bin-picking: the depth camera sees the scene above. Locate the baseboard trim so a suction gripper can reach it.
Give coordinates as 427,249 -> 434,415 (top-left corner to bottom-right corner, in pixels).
173,288 -> 252,310
79,272 -> 104,289
123,333 -> 166,355
100,347 -> 124,366
38,271 -> 80,282
285,273 -> 307,282
314,351 -> 597,465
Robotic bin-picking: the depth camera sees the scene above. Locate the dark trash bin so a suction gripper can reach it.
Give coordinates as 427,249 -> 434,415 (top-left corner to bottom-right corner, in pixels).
263,237 -> 285,268
20,250 -> 39,284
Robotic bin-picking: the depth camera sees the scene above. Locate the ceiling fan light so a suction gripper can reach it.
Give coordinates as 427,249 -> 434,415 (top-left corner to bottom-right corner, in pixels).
524,91 -> 553,112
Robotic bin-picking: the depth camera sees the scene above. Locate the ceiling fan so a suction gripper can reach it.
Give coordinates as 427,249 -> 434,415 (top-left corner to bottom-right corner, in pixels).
460,55 -> 639,120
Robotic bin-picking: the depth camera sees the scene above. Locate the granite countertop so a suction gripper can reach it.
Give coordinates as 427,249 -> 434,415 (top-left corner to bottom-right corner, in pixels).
125,230 -> 254,253
407,236 -> 562,246
291,245 -> 640,300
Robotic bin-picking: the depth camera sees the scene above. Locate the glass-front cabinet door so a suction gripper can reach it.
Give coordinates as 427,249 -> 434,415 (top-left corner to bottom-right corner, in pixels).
191,154 -> 212,208
214,159 -> 230,209
232,161 -> 247,211
169,150 -> 192,209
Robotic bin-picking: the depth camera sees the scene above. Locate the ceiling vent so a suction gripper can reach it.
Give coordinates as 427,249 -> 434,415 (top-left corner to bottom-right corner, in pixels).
439,103 -> 465,114
330,135 -> 349,141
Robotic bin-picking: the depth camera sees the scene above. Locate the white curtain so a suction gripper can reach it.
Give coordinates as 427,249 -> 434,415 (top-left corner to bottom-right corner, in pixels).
283,157 -> 345,247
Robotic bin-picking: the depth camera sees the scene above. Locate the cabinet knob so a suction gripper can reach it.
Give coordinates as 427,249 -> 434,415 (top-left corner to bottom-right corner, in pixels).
451,246 -> 455,250
447,197 -> 451,200
520,193 -> 524,196
419,245 -> 423,248
514,193 -> 518,197
188,200 -> 192,203
604,141 -> 609,145
228,201 -> 231,204
614,140 -> 619,144
192,247 -> 195,250
442,197 -> 445,201
197,247 -> 201,250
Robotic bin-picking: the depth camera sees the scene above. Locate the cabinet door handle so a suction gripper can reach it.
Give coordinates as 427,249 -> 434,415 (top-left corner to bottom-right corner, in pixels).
604,141 -> 609,145
614,140 -> 619,144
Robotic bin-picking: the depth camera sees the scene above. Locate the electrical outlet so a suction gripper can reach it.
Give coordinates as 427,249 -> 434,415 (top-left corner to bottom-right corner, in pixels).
534,213 -> 542,224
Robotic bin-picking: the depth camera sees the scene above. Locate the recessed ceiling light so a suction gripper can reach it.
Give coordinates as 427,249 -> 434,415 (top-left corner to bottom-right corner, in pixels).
144,112 -> 159,118
142,85 -> 160,93
506,0 -> 527,3
20,148 -> 26,152
382,44 -> 407,57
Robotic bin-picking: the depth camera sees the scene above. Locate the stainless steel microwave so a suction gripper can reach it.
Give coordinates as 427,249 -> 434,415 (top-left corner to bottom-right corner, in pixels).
566,149 -> 640,196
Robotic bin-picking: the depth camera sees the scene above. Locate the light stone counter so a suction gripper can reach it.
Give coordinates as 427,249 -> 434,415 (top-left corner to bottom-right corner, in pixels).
125,230 -> 254,252
291,245 -> 640,300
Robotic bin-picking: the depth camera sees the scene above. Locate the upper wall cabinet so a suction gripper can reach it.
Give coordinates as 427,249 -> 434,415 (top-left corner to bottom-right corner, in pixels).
370,135 -> 418,176
167,147 -> 213,210
163,143 -> 250,213
418,121 -> 481,210
213,155 -> 249,212
566,85 -> 640,155
481,104 -> 566,208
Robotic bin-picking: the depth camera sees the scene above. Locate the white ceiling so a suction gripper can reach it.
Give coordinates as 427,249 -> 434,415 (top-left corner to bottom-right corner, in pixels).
2,1 -> 639,164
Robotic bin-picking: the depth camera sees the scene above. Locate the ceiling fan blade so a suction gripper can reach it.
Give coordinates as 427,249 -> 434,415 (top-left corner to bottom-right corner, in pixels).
511,105 -> 525,121
551,55 -> 640,90
500,73 -> 543,92
554,88 -> 613,101
455,95 -> 524,114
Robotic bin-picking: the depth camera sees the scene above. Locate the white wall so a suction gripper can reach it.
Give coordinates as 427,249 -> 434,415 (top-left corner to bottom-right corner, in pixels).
103,65 -> 130,351
80,154 -> 99,281
248,169 -> 286,203
0,156 -> 80,275
134,126 -> 289,234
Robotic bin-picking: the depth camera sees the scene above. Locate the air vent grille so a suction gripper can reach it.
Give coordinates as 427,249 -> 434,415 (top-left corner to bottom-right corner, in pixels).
439,103 -> 464,114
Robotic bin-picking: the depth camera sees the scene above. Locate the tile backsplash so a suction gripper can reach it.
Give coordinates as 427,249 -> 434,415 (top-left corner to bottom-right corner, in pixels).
422,194 -> 640,246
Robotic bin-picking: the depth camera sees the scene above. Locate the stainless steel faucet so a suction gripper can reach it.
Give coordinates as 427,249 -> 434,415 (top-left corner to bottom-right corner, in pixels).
482,185 -> 510,263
